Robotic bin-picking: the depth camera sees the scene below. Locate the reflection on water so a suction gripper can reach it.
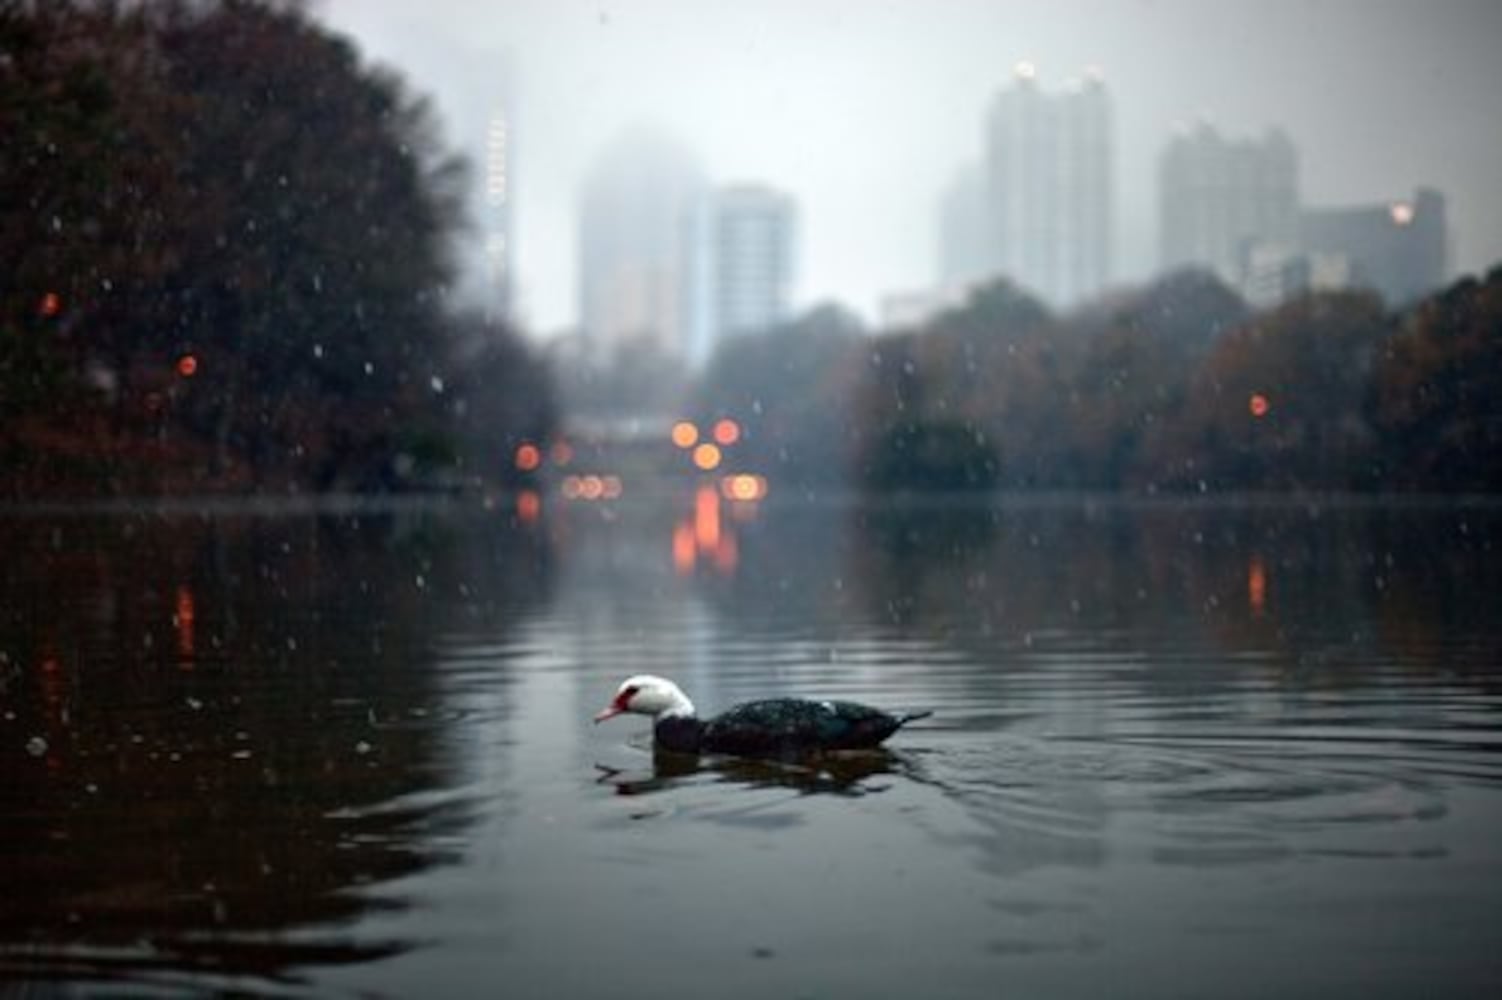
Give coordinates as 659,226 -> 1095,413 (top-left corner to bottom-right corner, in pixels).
0,507 -> 552,989
597,746 -> 908,800
2,495 -> 1501,996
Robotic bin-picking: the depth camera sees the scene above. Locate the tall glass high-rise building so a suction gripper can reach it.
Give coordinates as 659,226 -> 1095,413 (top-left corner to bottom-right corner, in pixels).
577,129 -> 708,360
983,63 -> 1113,307
710,185 -> 796,356
482,104 -> 514,323
1158,123 -> 1300,285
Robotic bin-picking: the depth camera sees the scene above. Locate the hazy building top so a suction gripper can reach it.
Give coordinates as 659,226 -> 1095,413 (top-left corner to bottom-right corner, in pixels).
709,184 -> 798,357
979,63 -> 1113,308
1300,187 -> 1448,306
1158,122 -> 1301,285
577,127 -> 709,360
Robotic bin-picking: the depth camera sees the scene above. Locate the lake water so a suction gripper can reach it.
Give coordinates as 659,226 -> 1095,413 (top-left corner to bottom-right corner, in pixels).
3,493 -> 1500,998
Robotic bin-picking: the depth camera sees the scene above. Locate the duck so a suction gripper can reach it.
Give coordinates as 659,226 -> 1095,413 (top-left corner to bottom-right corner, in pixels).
593,674 -> 931,757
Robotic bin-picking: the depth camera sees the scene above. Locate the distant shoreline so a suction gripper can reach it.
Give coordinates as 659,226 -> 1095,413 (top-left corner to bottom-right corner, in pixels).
3,488 -> 1499,518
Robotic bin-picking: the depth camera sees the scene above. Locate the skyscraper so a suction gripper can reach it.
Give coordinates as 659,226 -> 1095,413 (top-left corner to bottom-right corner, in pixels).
1158,123 -> 1300,285
710,184 -> 796,355
937,164 -> 990,288
983,63 -> 1112,307
482,103 -> 514,323
577,129 -> 708,360
1300,187 -> 1448,306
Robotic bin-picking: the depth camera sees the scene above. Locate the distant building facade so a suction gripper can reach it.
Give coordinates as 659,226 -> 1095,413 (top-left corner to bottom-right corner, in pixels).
981,63 -> 1113,307
577,129 -> 709,360
710,185 -> 797,354
1158,123 -> 1301,287
482,102 -> 515,323
1238,242 -> 1352,309
937,164 -> 990,288
1157,123 -> 1447,308
880,284 -> 972,331
1299,187 -> 1448,306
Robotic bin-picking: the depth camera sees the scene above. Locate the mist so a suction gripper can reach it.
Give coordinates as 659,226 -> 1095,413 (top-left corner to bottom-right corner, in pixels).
315,0 -> 1502,331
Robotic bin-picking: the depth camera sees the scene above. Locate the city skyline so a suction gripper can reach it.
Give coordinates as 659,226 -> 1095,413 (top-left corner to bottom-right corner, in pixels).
576,127 -> 708,358
1158,123 -> 1300,285
711,184 -> 798,351
1157,124 -> 1448,308
318,0 -> 1502,331
982,63 -> 1112,308
574,131 -> 799,364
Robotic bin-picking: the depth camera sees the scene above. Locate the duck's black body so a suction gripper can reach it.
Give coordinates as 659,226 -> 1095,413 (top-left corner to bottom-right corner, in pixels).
654,698 -> 931,757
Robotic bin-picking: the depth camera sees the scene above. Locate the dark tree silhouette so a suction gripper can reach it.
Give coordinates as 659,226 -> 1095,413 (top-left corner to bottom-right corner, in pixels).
1,0 -> 547,497
1370,267 -> 1502,492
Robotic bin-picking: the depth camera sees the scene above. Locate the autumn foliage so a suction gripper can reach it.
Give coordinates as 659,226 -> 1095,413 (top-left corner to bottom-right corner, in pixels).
1,0 -> 551,497
695,267 -> 1502,495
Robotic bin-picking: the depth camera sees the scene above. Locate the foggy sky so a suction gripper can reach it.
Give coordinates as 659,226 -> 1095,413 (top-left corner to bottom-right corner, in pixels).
316,0 -> 1502,332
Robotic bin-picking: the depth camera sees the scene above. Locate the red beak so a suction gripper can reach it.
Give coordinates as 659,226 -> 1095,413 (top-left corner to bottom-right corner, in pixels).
594,688 -> 631,723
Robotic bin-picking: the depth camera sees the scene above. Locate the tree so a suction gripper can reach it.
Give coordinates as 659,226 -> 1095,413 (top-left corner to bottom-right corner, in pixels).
1146,291 -> 1390,491
857,278 -> 1060,490
1370,267 -> 1502,491
1,0 -> 499,495
446,312 -> 557,487
694,304 -> 866,487
1064,270 -> 1249,489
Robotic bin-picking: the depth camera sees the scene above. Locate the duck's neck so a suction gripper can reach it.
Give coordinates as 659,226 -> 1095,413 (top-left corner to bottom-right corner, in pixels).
653,715 -> 705,754
657,688 -> 696,720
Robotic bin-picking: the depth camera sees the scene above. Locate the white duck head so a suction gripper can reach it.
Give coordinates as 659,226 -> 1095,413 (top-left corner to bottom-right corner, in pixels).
593,674 -> 697,723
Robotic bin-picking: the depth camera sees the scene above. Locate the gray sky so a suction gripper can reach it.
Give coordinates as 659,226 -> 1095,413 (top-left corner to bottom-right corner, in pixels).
316,0 -> 1502,331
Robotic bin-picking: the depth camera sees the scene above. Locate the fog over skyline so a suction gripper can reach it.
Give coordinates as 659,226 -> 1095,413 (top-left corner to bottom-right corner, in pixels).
316,0 -> 1502,332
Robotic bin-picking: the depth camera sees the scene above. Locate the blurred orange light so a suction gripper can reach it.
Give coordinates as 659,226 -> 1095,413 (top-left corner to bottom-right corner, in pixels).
694,485 -> 721,550
672,522 -> 696,575
1247,554 -> 1267,616
516,489 -> 541,523
713,529 -> 739,574
580,474 -> 604,500
560,475 -> 582,500
176,354 -> 198,378
712,418 -> 741,446
692,442 -> 722,471
721,474 -> 764,502
671,421 -> 699,449
38,292 -> 61,318
1248,393 -> 1270,418
175,585 -> 196,661
514,442 -> 542,472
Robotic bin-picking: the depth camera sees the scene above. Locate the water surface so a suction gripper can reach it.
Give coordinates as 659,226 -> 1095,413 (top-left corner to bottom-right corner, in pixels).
3,495 -> 1500,997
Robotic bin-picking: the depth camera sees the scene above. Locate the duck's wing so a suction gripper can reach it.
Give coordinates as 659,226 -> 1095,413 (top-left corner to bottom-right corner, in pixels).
702,698 -> 908,754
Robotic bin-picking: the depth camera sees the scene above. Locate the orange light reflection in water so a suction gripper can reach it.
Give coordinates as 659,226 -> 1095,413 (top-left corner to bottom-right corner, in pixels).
37,652 -> 67,772
672,486 -> 746,576
516,489 -> 541,524
713,529 -> 738,574
672,522 -> 696,575
694,485 -> 721,551
1247,554 -> 1267,617
175,585 -> 196,663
